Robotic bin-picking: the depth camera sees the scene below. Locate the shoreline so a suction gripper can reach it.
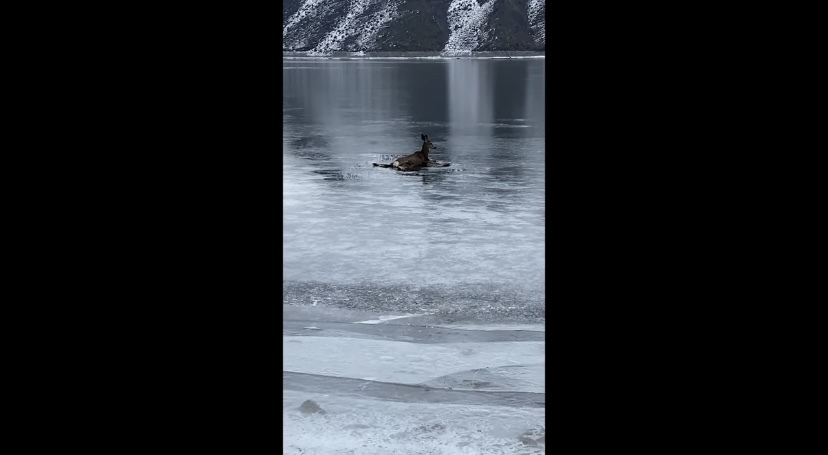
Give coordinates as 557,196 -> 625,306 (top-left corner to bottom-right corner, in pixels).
283,51 -> 545,60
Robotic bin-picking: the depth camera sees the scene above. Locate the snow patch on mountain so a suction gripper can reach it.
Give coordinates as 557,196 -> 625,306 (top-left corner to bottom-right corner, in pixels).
310,0 -> 402,55
527,0 -> 545,45
283,0 -> 339,50
284,0 -> 326,37
283,0 -> 545,53
312,0 -> 372,54
354,1 -> 401,49
442,0 -> 498,55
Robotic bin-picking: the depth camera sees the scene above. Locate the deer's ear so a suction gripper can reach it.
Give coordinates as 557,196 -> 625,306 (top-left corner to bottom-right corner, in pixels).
425,135 -> 429,141
421,134 -> 426,141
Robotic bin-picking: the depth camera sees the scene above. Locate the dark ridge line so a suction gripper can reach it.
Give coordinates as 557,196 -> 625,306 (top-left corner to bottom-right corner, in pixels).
286,370 -> 543,393
283,321 -> 545,344
426,362 -> 547,376
282,52 -> 546,58
426,325 -> 545,334
284,318 -> 545,333
283,370 -> 545,406
282,326 -> 546,343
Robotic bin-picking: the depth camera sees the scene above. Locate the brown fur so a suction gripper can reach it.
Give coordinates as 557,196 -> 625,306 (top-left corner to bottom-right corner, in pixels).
373,136 -> 437,171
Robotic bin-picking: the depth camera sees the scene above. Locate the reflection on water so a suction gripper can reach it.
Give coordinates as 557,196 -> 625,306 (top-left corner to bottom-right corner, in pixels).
448,59 -> 494,131
283,59 -> 545,295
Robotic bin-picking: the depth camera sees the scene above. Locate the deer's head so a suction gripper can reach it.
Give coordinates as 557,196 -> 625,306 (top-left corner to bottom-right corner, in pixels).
420,134 -> 437,159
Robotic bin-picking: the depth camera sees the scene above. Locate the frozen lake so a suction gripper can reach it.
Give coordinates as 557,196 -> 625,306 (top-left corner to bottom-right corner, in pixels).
283,306 -> 545,454
283,58 -> 545,454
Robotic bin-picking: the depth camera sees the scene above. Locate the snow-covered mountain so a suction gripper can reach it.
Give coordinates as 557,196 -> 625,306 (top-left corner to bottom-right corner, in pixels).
283,0 -> 545,54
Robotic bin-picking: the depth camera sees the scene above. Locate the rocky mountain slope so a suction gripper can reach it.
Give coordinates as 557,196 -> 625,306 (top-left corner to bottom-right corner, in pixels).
283,0 -> 545,54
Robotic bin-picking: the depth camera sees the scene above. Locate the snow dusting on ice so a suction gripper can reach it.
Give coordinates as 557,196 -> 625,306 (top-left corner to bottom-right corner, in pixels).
354,314 -> 420,324
284,390 -> 545,455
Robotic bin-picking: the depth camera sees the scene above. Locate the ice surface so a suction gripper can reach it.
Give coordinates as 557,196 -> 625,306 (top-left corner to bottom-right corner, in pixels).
283,58 -> 545,453
420,363 -> 546,393
284,390 -> 545,455
283,315 -> 545,453
284,336 -> 544,385
283,304 -> 545,453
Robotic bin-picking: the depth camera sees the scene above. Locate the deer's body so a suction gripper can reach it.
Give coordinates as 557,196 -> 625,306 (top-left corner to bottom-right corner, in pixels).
373,134 -> 447,171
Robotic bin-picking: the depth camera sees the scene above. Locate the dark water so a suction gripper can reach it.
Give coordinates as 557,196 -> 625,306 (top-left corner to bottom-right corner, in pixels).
283,59 -> 545,321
